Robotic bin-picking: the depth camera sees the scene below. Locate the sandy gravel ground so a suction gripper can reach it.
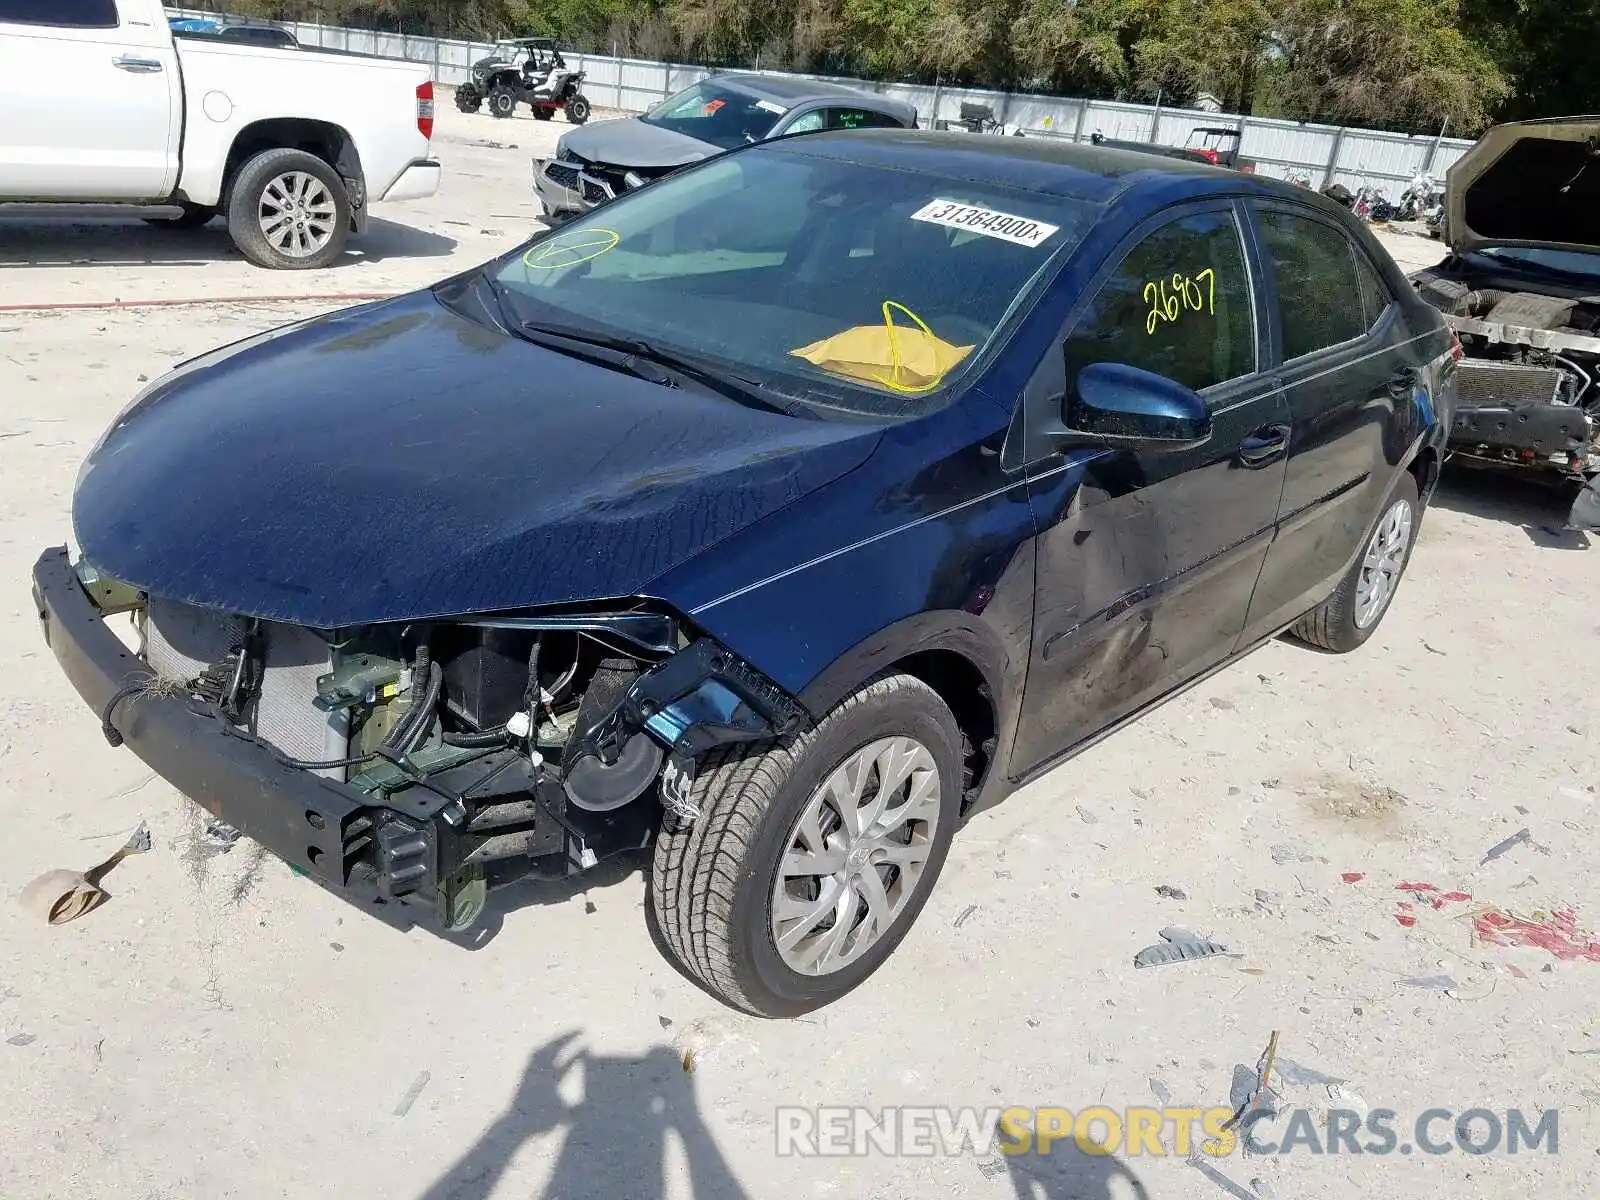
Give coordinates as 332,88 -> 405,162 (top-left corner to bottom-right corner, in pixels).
1,101 -> 1597,1200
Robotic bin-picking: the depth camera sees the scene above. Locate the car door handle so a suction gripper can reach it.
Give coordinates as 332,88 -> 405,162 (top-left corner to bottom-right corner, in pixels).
1238,424 -> 1290,467
112,55 -> 164,72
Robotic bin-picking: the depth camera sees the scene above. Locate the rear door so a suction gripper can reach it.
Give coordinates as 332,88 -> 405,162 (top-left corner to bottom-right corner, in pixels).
0,0 -> 180,200
1012,201 -> 1291,773
1242,202 -> 1427,639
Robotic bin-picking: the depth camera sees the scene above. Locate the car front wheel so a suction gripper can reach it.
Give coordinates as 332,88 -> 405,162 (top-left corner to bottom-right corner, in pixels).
650,672 -> 962,1017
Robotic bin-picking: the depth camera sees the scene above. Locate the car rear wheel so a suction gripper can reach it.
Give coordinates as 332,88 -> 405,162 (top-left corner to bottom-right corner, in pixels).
488,86 -> 518,118
564,95 -> 591,124
1289,470 -> 1420,652
225,148 -> 349,270
650,673 -> 962,1017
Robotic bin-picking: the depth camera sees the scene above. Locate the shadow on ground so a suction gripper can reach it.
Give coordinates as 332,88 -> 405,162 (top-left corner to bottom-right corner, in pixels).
297,848 -> 649,951
1001,1144 -> 1152,1198
1430,466 -> 1591,550
418,1031 -> 746,1200
0,210 -> 455,268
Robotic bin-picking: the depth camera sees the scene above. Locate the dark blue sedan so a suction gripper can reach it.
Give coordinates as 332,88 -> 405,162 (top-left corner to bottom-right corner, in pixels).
35,129 -> 1456,1016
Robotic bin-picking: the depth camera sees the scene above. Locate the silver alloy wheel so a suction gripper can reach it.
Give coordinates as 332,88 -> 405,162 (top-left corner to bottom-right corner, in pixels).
1354,498 -> 1413,628
770,735 -> 943,976
258,171 -> 338,259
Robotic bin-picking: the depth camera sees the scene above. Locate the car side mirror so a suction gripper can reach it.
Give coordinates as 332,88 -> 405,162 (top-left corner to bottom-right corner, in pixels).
1066,362 -> 1212,451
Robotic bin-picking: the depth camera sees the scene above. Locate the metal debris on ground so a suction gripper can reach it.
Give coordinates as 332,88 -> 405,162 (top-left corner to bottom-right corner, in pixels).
1186,1151 -> 1259,1199
1401,974 -> 1457,990
6,1034 -> 37,1047
203,818 -> 243,850
1134,928 -> 1229,968
1150,1078 -> 1172,1105
1076,804 -> 1098,824
975,1157 -> 1008,1180
1155,884 -> 1188,900
1481,828 -> 1531,864
391,1070 -> 431,1117
953,904 -> 979,928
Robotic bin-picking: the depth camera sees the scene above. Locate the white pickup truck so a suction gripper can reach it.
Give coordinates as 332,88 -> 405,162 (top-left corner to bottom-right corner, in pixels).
0,0 -> 440,268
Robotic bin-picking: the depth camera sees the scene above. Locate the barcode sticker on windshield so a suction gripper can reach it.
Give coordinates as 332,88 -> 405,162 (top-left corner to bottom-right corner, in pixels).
911,199 -> 1059,248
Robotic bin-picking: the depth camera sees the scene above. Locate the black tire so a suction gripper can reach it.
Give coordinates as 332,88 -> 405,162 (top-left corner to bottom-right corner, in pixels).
454,84 -> 482,113
488,85 -> 518,118
564,94 -> 591,125
141,202 -> 217,230
650,673 -> 963,1017
1289,470 -> 1420,653
224,147 -> 349,270
532,106 -> 554,121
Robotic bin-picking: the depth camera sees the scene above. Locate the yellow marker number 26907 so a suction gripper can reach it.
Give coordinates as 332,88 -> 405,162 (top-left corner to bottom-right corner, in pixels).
1143,268 -> 1216,335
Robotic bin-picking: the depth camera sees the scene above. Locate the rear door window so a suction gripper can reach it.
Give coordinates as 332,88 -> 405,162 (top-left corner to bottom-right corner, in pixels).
1257,209 -> 1367,359
1064,208 -> 1256,395
825,107 -> 905,130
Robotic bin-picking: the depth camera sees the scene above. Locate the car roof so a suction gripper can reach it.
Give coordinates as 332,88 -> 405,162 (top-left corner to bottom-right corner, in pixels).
712,72 -> 914,114
765,128 -> 1345,210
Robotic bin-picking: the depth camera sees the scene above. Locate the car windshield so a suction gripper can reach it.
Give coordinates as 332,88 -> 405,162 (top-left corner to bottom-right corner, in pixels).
641,82 -> 787,150
487,147 -> 1095,415
1479,245 -> 1600,280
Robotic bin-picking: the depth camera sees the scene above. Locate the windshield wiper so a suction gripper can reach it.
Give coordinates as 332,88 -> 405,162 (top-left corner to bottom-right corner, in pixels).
473,267 -> 812,415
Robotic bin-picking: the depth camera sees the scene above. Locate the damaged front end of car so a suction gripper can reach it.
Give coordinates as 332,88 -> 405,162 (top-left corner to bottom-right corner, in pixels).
34,549 -> 806,932
1412,117 -> 1600,530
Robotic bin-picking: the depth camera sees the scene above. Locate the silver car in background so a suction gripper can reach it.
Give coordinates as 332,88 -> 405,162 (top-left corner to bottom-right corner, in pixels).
534,73 -> 917,220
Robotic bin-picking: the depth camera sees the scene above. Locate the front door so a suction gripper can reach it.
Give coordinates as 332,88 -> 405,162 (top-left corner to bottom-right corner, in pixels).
1012,202 -> 1290,775
0,0 -> 180,201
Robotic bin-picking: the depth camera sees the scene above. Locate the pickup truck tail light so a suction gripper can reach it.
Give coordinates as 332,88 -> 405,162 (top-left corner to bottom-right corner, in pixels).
417,81 -> 435,140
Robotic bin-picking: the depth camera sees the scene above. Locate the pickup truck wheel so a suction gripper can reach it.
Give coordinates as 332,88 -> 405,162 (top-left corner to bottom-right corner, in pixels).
488,86 -> 518,118
564,95 -> 591,125
141,202 -> 216,230
1289,471 -> 1420,653
649,673 -> 962,1017
226,148 -> 349,270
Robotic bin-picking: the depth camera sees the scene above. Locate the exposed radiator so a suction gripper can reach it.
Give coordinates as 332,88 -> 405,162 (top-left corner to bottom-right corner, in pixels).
144,598 -> 351,779
1455,359 -> 1567,410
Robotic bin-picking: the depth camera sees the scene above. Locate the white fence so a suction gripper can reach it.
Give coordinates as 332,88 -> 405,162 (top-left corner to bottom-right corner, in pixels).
173,10 -> 1477,198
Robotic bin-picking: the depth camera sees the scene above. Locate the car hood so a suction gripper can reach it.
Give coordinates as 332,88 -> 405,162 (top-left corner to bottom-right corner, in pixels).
71,288 -> 882,628
557,118 -> 714,170
1447,116 -> 1600,255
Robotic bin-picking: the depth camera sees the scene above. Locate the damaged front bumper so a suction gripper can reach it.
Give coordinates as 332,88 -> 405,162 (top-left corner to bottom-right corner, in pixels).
32,546 -> 808,930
